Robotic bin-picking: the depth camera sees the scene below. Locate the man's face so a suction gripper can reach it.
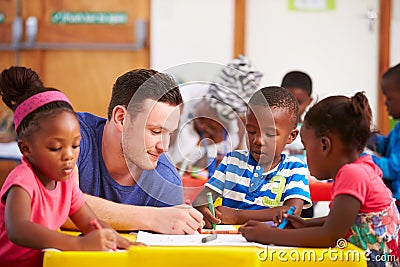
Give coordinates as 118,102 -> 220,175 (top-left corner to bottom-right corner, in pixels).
123,99 -> 181,170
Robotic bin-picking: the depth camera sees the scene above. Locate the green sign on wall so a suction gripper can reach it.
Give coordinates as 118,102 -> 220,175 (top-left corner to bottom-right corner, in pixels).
51,11 -> 128,25
289,0 -> 335,11
0,12 -> 5,24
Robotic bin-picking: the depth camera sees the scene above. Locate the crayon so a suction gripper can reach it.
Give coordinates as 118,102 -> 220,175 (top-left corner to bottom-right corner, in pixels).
206,192 -> 216,230
277,206 -> 296,229
201,234 -> 218,243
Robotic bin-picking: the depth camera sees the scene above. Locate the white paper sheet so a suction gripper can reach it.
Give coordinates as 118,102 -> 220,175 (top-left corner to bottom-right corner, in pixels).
135,231 -> 264,247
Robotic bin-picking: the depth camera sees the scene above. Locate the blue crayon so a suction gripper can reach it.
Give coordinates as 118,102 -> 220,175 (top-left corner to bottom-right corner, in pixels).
277,206 -> 296,229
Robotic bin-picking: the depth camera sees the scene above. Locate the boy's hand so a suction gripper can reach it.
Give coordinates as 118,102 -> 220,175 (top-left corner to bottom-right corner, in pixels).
215,206 -> 238,225
272,205 -> 293,226
195,204 -> 220,229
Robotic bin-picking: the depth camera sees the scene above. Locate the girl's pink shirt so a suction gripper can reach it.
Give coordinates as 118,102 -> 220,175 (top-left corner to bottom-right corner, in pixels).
331,155 -> 393,213
0,157 -> 85,267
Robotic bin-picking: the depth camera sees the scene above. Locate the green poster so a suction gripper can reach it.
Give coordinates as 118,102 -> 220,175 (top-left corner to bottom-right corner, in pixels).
51,11 -> 128,25
289,0 -> 335,11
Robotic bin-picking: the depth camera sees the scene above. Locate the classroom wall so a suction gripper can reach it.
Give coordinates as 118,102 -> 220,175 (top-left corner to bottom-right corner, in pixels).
391,0 -> 400,65
151,0 -> 400,126
150,0 -> 234,81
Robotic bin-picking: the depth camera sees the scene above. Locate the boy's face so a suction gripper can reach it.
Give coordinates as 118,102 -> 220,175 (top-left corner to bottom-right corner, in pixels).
123,99 -> 181,171
246,105 -> 298,170
20,111 -> 81,186
288,87 -> 312,119
382,76 -> 400,119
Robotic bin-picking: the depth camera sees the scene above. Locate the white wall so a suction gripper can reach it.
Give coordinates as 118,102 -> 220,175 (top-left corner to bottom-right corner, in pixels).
246,0 -> 381,123
150,0 -> 234,82
151,0 -> 400,123
391,0 -> 400,66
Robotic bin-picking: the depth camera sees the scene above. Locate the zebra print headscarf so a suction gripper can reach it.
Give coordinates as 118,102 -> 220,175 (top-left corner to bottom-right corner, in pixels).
205,55 -> 263,122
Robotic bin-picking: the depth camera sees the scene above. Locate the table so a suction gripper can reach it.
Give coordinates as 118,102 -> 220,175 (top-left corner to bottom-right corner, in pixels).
43,235 -> 367,267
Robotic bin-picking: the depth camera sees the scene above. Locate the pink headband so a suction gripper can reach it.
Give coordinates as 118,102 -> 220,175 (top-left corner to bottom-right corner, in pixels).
14,91 -> 72,130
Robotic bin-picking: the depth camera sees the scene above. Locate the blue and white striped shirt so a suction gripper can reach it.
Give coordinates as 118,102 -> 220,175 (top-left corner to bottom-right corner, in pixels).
206,150 -> 311,210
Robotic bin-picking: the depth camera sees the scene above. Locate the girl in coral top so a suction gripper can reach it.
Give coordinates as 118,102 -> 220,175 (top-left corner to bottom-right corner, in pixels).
0,66 -> 134,267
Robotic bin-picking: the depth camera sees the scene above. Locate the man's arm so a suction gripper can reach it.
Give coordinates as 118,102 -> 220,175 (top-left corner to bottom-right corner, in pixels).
64,194 -> 203,234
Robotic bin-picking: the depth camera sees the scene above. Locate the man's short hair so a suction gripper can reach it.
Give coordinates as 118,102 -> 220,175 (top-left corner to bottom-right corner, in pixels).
107,69 -> 182,120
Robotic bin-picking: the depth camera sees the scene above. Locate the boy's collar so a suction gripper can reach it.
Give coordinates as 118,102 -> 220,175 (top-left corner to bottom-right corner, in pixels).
250,153 -> 286,175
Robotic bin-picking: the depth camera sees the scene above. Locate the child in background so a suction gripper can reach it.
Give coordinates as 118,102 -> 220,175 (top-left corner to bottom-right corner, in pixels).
281,70 -> 314,157
193,86 -> 311,228
169,55 -> 262,178
239,92 -> 400,266
281,70 -> 314,123
367,63 -> 400,212
0,66 -> 133,267
281,70 -> 315,218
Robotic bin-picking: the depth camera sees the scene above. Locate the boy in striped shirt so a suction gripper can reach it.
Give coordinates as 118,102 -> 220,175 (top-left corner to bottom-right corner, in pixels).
193,86 -> 311,228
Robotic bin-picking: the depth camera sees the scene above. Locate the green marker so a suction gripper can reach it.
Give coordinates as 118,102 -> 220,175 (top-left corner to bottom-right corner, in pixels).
207,192 -> 216,230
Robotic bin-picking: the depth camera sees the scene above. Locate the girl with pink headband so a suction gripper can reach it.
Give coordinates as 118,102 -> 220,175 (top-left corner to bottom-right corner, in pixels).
0,66 -> 135,267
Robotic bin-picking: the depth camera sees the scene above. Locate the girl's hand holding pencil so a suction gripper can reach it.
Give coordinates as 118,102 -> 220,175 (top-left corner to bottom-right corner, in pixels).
79,220 -> 118,251
88,219 -> 142,250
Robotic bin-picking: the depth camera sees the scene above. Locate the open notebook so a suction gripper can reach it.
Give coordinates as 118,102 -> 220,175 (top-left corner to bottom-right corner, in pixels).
136,225 -> 264,247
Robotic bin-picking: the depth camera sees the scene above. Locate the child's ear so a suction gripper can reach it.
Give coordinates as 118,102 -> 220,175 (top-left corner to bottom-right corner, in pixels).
18,140 -> 31,157
320,136 -> 331,155
112,105 -> 127,132
286,128 -> 299,144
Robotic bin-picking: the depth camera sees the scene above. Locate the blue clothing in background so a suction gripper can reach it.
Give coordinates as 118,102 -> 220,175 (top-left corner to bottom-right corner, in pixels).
370,122 -> 400,200
77,112 -> 183,207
